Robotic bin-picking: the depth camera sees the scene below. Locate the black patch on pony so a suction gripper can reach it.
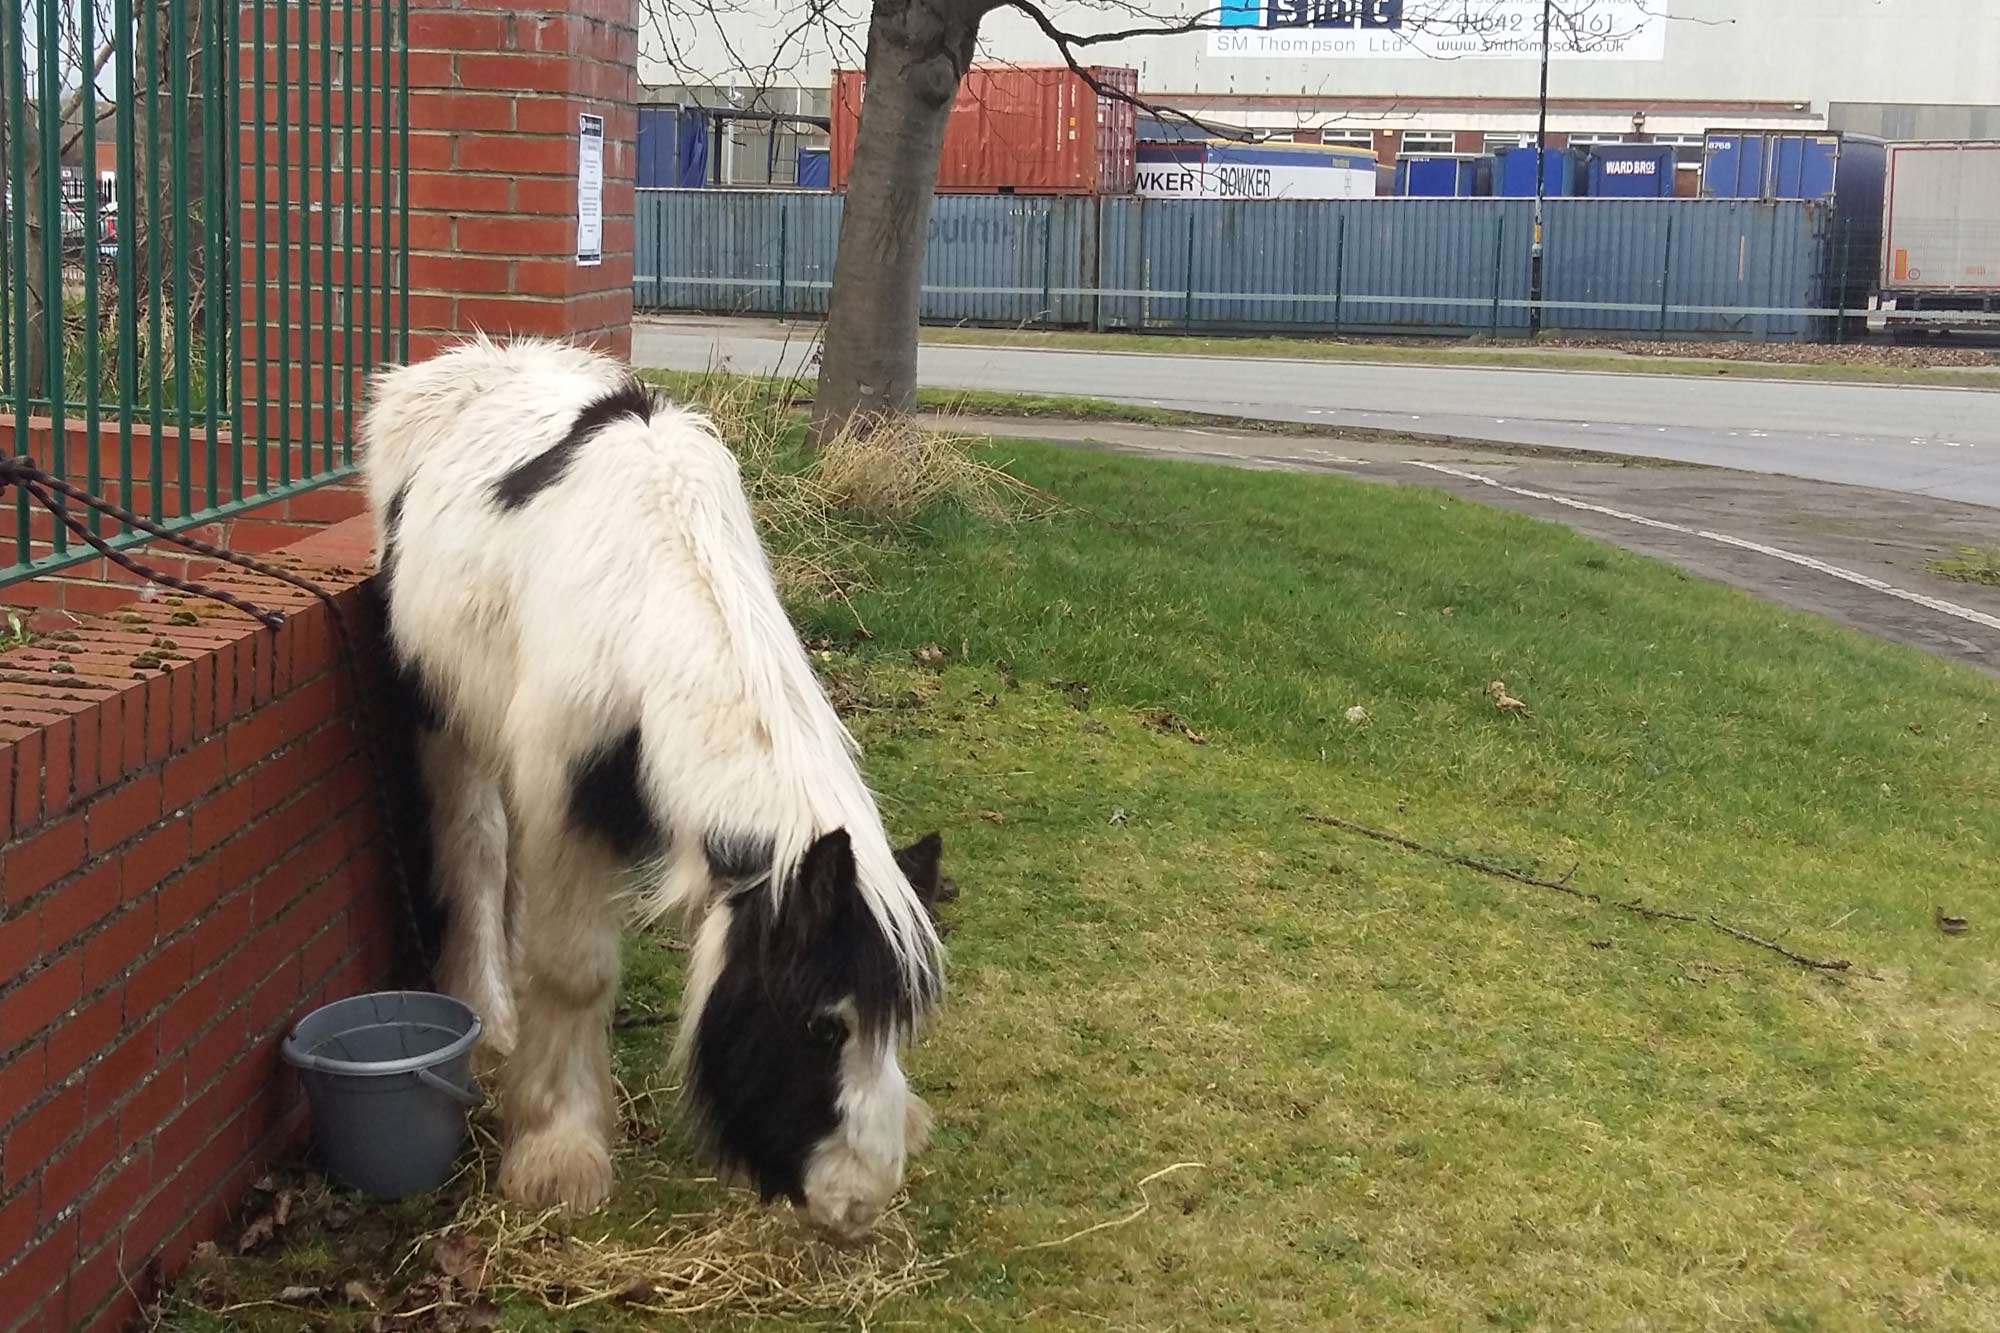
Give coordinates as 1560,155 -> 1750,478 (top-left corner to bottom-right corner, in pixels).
568,726 -> 664,859
705,830 -> 776,883
386,650 -> 447,735
895,830 -> 959,935
360,580 -> 446,977
492,378 -> 656,512
686,829 -> 924,1204
379,481 -> 410,593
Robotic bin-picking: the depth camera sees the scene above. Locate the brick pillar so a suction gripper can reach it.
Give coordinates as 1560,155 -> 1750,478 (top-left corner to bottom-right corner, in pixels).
404,0 -> 637,361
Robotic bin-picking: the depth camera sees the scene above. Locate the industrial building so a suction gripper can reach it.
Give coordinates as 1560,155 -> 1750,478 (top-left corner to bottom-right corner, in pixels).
639,0 -> 2000,188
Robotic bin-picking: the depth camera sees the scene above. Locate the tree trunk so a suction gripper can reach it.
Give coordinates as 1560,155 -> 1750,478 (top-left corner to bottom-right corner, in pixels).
808,0 -> 980,445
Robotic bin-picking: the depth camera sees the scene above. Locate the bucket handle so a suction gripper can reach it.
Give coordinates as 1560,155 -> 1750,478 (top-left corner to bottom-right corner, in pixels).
417,1067 -> 487,1109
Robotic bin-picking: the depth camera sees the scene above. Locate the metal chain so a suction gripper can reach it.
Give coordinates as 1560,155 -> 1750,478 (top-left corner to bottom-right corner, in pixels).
0,457 -> 430,984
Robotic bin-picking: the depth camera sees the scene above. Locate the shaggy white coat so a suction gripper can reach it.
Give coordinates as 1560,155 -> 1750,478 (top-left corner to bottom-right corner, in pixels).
360,336 -> 942,1230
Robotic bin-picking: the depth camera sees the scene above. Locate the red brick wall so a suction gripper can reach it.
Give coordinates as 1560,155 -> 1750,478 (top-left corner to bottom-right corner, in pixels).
404,0 -> 638,359
0,517 -> 407,1333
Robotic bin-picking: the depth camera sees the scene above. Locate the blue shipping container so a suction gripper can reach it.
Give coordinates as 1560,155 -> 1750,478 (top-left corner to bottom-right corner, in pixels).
1701,129 -> 1886,306
1395,154 -> 1492,197
796,147 -> 830,189
1584,144 -> 1677,198
1494,146 -> 1586,198
636,106 -> 710,188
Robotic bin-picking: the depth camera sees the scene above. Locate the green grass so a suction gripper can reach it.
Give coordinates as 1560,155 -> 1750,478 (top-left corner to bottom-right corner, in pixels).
164,440 -> 2000,1331
919,324 -> 2000,389
1925,547 -> 2000,588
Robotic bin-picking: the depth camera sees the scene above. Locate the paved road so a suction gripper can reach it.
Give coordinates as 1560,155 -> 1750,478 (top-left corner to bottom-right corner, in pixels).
634,317 -> 2000,509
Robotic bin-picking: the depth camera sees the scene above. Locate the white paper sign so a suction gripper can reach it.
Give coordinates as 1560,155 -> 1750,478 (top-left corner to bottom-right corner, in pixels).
577,113 -> 604,266
1209,0 -> 1669,60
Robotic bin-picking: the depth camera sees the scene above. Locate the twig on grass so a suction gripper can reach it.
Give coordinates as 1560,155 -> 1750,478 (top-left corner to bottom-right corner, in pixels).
1306,815 -> 1854,974
1010,1162 -> 1205,1254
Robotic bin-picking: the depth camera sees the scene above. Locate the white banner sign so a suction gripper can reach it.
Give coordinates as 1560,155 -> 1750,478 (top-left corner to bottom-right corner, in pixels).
1210,0 -> 1669,60
1136,160 -> 1378,200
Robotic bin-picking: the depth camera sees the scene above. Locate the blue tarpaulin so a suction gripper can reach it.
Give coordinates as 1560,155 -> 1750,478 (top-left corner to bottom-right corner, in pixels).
637,106 -> 709,188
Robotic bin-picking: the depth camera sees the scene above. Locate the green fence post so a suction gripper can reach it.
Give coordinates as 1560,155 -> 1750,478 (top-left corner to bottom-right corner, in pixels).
38,0 -> 67,552
320,0 -> 336,475
296,0 -> 315,481
209,0 -> 230,507
1658,210 -> 1675,341
81,0 -> 101,532
277,0 -> 292,488
1489,212 -> 1505,338
1832,213 -> 1848,345
1041,203 -> 1053,328
399,0 -> 410,361
1332,213 -> 1346,337
170,0 -> 192,512
342,0 -> 357,468
5,0 -> 27,566
1183,208 -> 1195,334
380,0 -> 395,367
115,0 -> 138,529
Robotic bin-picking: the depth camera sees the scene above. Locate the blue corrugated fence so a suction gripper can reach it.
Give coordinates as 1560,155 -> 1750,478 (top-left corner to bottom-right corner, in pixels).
636,190 -> 1840,340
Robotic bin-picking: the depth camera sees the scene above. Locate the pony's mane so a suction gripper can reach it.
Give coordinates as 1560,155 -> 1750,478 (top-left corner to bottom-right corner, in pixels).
626,390 -> 945,1017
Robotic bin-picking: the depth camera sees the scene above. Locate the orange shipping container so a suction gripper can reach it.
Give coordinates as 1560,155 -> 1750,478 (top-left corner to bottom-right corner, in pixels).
829,65 -> 1137,195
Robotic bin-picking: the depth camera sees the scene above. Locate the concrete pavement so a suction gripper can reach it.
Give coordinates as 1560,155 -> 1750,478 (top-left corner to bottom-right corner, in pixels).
633,316 -> 2000,509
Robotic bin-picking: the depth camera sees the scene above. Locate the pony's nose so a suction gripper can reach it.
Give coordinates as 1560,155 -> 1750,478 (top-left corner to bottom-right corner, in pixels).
809,1193 -> 884,1239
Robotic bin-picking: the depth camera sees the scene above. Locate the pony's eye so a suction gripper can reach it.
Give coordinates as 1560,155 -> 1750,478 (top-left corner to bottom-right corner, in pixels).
807,1014 -> 847,1047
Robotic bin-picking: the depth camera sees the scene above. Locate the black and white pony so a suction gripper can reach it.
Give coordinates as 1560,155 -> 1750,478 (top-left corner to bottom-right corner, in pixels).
360,336 -> 946,1237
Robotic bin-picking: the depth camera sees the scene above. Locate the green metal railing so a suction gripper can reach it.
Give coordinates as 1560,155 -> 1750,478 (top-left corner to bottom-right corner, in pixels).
0,0 -> 407,587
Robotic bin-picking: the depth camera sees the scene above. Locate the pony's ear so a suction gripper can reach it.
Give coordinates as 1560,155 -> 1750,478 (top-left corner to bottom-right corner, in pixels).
894,832 -> 945,904
783,829 -> 858,949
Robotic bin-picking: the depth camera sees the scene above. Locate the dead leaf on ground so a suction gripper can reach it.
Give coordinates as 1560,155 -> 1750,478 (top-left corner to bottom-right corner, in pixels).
434,1233 -> 488,1293
341,1278 -> 384,1309
979,810 -> 1004,825
236,1212 -> 278,1255
914,643 -> 947,667
1486,680 -> 1531,716
1937,910 -> 1970,936
275,1284 -> 330,1303
1141,709 -> 1209,744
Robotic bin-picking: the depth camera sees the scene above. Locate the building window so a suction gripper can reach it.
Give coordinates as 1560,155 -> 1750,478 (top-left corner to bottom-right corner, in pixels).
1483,132 -> 1531,151
1568,133 -> 1631,146
1401,130 -> 1455,153
1650,133 -> 1705,167
1319,131 -> 1376,148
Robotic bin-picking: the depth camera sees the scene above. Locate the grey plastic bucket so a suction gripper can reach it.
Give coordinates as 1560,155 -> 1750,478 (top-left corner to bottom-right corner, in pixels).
281,991 -> 484,1200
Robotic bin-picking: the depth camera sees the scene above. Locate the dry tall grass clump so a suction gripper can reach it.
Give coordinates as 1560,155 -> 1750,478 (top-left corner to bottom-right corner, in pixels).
652,367 -> 1047,612
812,415 -> 1039,524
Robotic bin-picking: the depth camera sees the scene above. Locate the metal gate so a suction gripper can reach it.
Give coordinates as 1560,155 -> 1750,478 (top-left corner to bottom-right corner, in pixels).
1,0 -> 409,587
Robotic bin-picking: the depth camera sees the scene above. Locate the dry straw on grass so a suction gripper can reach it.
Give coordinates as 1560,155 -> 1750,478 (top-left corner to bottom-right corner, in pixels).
429,1192 -> 944,1321
400,1098 -> 947,1325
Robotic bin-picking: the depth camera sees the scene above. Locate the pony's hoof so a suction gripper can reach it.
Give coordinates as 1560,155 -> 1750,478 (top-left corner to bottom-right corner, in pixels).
499,1129 -> 614,1212
470,1029 -> 515,1084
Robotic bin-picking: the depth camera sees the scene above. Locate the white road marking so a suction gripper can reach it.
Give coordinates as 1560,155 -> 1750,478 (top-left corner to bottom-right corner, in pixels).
1404,460 -> 2000,633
